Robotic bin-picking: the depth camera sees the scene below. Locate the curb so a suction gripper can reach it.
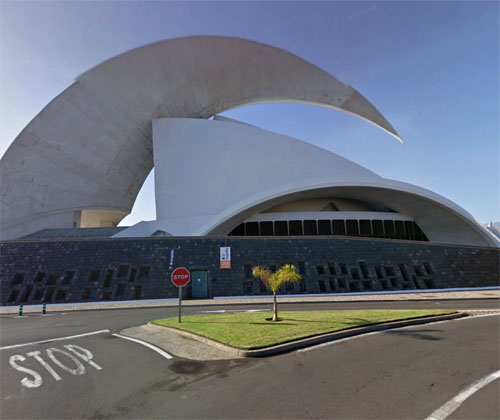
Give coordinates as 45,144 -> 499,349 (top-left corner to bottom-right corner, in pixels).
150,312 -> 467,358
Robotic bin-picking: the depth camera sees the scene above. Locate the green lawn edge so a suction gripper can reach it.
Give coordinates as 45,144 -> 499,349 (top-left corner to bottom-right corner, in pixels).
152,310 -> 456,350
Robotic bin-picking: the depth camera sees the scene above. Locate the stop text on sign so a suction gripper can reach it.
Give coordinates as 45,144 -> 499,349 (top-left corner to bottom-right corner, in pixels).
171,267 -> 190,287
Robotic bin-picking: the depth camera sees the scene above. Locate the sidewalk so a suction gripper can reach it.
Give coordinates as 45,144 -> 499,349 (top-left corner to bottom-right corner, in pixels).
1,287 -> 498,314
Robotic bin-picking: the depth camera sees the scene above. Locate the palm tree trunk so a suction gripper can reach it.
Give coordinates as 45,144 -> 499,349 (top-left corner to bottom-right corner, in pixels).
272,292 -> 278,321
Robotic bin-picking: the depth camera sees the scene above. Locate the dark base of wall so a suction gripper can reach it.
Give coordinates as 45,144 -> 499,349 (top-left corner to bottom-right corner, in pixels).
1,237 -> 499,306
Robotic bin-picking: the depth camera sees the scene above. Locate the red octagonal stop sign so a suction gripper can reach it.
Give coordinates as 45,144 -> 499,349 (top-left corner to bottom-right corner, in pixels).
171,267 -> 191,287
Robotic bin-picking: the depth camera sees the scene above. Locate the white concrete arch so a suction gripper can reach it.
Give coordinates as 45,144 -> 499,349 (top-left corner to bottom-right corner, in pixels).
113,117 -> 498,247
0,36 -> 401,240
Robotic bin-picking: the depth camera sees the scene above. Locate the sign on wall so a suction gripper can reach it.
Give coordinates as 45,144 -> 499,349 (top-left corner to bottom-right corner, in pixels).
220,247 -> 231,269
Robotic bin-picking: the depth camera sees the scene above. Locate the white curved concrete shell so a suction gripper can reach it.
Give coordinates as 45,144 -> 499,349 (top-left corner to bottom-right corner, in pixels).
0,36 -> 401,240
113,117 -> 498,247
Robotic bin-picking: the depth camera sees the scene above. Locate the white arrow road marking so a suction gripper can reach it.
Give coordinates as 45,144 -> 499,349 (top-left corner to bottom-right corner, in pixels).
0,330 -> 110,351
426,370 -> 500,420
112,333 -> 173,360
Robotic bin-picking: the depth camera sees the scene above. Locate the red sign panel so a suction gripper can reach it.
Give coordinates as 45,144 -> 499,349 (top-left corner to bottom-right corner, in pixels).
171,267 -> 191,287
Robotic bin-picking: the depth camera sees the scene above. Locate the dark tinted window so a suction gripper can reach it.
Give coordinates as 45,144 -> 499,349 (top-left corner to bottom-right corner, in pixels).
332,220 -> 346,235
274,221 -> 288,236
289,220 -> 303,235
318,220 -> 332,235
359,220 -> 372,236
304,220 -> 317,235
346,220 -> 359,236
259,221 -> 273,236
245,222 -> 259,236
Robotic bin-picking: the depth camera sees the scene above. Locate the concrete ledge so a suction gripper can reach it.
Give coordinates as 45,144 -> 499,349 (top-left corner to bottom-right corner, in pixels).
151,312 -> 467,358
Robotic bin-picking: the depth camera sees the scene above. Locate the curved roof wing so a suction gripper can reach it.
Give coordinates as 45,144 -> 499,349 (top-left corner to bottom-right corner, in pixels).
1,35 -> 401,239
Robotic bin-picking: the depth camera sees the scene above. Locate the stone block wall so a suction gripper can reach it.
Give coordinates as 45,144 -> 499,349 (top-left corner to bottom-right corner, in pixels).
1,236 -> 498,305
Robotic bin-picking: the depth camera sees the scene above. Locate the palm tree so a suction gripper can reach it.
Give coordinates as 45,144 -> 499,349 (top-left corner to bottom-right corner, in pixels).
253,264 -> 302,321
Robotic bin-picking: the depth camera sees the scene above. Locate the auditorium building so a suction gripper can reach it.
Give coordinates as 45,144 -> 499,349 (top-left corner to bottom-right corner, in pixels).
1,36 -> 498,305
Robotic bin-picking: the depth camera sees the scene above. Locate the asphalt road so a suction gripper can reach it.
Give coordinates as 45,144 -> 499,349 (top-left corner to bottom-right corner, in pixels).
1,299 -> 499,419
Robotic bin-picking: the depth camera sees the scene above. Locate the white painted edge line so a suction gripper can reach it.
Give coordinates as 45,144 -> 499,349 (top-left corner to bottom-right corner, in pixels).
0,329 -> 111,351
426,370 -> 500,420
112,333 -> 173,360
297,313 -> 500,353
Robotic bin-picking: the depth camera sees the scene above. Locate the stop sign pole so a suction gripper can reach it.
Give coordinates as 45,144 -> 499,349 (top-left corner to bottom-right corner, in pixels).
171,267 -> 191,322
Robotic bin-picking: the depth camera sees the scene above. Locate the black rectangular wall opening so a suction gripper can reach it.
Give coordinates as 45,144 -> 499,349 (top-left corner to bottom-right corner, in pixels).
89,269 -> 100,282
33,288 -> 44,301
115,283 -> 126,297
398,264 -> 410,282
45,287 -> 55,302
424,278 -> 436,288
328,262 -> 336,275
423,263 -> 434,275
104,269 -> 114,288
117,265 -> 129,278
20,285 -> 33,303
243,281 -> 253,294
134,285 -> 143,299
55,289 -> 68,301
340,263 -> 348,275
46,274 -> 59,286
375,266 -> 384,279
8,288 -> 20,303
61,270 -> 76,285
359,261 -> 370,279
12,273 -> 24,285
244,264 -> 253,278
138,266 -> 150,279
128,267 -> 137,283
33,272 -> 45,283
298,261 -> 306,274
318,280 -> 327,293
384,266 -> 396,277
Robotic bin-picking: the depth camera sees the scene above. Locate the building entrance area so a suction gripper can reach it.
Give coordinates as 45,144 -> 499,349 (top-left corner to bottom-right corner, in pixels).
191,270 -> 208,299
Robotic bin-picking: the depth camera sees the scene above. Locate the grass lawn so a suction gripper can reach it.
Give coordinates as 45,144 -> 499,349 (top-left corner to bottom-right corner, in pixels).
152,309 -> 455,349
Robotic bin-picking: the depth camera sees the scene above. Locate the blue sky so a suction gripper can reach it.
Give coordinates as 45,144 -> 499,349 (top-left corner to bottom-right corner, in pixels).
1,1 -> 498,225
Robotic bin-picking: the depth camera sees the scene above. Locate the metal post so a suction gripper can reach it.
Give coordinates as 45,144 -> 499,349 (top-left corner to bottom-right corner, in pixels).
42,302 -> 46,315
19,304 -> 23,316
178,287 -> 182,323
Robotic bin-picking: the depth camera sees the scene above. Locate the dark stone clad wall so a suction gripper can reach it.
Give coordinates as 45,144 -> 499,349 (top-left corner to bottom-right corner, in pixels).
1,237 -> 499,305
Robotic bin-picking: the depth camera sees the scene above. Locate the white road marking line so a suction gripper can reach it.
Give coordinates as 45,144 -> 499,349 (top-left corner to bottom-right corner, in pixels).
426,370 -> 500,420
298,313 -> 500,353
199,309 -> 266,313
0,329 -> 110,351
112,333 -> 173,360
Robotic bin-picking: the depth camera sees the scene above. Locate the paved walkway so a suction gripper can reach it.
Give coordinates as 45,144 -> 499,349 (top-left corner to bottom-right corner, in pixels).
1,288 -> 498,314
